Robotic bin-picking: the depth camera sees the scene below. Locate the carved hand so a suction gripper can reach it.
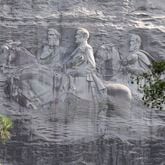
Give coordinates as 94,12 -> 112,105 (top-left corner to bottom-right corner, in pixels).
120,60 -> 128,66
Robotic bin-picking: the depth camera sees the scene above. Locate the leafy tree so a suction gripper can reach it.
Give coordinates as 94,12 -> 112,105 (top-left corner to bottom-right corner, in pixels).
136,61 -> 165,110
0,115 -> 13,144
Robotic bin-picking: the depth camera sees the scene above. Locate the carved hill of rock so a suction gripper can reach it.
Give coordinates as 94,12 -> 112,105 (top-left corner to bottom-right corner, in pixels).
0,0 -> 165,165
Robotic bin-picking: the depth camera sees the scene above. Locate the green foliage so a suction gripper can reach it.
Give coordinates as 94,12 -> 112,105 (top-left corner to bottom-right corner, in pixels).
0,115 -> 13,144
136,61 -> 165,110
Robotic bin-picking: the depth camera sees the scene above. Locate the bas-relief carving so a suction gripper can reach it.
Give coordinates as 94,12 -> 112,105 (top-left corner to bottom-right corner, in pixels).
64,28 -> 106,101
0,39 -> 63,109
38,28 -> 64,72
119,34 -> 154,97
2,28 -> 156,118
63,28 -> 132,118
95,34 -> 154,89
122,34 -> 153,76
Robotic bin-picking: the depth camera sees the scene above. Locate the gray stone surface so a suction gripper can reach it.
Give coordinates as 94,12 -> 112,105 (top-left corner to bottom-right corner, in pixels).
0,0 -> 165,165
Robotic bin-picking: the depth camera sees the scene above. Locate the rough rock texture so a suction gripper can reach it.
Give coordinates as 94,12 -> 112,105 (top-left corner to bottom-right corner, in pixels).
0,0 -> 165,165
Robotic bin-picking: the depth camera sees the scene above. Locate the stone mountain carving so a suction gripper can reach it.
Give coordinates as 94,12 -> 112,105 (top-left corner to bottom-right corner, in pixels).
0,1 -> 165,164
0,28 -> 133,118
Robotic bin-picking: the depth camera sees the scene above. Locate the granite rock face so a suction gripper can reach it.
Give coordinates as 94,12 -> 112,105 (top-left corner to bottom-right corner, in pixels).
0,0 -> 165,165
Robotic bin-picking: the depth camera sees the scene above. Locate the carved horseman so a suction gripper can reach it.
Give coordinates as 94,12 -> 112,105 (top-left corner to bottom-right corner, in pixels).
64,28 -> 132,118
65,28 -> 106,100
38,28 -> 64,73
121,34 -> 154,75
0,40 -> 39,109
0,29 -> 65,109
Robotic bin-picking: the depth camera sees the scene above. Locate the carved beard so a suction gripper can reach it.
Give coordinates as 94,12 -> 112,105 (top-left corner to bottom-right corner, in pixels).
129,43 -> 140,52
48,39 -> 59,47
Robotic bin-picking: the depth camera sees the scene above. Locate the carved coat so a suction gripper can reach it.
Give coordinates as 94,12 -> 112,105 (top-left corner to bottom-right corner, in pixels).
126,50 -> 153,75
68,44 -> 105,91
39,45 -> 63,71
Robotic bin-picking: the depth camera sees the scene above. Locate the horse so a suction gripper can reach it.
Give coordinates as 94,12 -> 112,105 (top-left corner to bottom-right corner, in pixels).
1,42 -> 64,109
59,70 -> 132,119
1,42 -> 132,119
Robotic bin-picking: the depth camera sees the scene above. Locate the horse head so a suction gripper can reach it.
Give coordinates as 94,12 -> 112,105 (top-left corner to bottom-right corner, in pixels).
1,40 -> 37,67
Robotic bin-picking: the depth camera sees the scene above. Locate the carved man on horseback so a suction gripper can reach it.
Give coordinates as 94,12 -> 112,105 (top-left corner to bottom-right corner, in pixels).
64,28 -> 106,100
63,28 -> 132,117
